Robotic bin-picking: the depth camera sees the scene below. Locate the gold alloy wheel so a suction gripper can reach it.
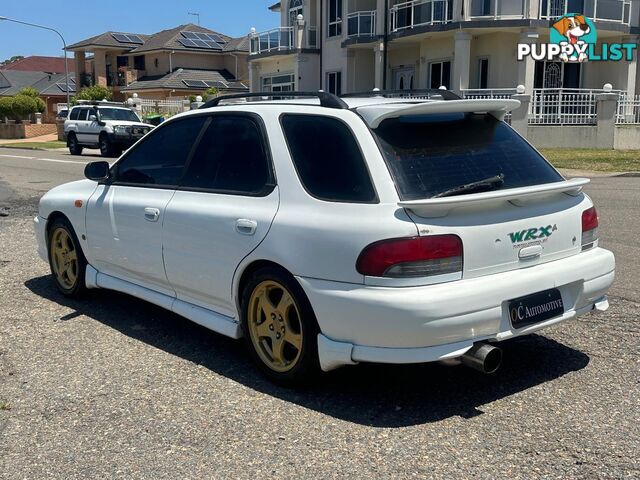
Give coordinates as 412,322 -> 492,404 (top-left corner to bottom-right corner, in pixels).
50,227 -> 78,290
247,280 -> 303,372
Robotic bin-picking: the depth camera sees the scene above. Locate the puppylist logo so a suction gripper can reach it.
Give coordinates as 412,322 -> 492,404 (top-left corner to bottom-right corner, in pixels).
518,13 -> 637,63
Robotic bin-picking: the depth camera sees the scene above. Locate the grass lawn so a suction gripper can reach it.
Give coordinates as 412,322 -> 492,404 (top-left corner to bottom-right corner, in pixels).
540,148 -> 640,173
0,141 -> 66,150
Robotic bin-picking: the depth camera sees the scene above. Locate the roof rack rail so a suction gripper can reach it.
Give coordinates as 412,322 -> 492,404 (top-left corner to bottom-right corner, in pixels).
341,89 -> 461,100
75,100 -> 126,107
200,91 -> 348,109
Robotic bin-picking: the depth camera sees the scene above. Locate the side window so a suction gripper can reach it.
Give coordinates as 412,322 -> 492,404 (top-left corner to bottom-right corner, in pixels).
180,115 -> 272,195
114,116 -> 208,186
69,108 -> 79,120
281,114 -> 376,203
76,108 -> 88,121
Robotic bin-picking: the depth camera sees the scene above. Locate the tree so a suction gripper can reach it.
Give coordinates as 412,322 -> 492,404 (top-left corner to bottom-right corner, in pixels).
1,55 -> 24,67
16,88 -> 46,114
9,95 -> 39,122
74,85 -> 113,102
0,97 -> 13,121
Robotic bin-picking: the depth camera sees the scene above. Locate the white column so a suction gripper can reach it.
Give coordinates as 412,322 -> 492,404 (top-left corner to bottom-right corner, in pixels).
452,31 -> 471,94
517,30 -> 538,93
374,41 -> 385,90
249,62 -> 260,93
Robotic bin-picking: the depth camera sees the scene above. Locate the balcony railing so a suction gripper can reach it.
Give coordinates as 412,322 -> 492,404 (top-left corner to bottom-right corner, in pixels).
390,0 -> 452,32
250,25 -> 320,55
539,0 -> 631,24
347,11 -> 377,37
250,27 -> 293,55
469,0 -> 527,19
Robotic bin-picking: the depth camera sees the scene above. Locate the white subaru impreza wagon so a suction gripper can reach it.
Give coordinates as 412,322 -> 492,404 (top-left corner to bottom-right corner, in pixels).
34,90 -> 615,384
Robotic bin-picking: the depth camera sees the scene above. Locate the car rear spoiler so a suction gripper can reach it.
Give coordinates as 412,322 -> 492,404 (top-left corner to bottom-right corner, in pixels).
357,99 -> 521,128
398,178 -> 590,218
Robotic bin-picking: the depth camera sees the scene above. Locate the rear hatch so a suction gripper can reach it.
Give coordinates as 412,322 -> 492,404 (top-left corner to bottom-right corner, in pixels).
364,102 -> 589,279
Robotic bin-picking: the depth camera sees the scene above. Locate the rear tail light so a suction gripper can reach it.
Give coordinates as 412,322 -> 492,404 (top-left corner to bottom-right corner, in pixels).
356,235 -> 463,278
581,206 -> 599,250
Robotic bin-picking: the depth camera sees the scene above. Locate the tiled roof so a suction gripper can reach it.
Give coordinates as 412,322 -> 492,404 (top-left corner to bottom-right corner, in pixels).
0,56 -> 73,74
121,68 -> 248,92
0,71 -> 75,97
129,24 -> 235,53
66,31 -> 150,50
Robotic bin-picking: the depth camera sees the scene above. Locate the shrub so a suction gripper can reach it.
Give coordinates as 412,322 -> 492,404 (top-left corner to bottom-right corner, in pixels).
75,85 -> 113,102
204,87 -> 219,101
0,97 -> 13,121
17,87 -> 40,98
10,95 -> 39,122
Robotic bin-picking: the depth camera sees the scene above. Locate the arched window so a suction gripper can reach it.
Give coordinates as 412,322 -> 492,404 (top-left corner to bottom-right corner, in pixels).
289,0 -> 304,26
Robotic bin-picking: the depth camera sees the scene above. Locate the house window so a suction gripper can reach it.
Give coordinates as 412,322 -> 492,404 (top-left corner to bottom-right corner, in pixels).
478,58 -> 488,89
429,60 -> 451,89
328,0 -> 343,37
326,71 -> 342,96
116,56 -> 129,68
289,0 -> 304,26
133,55 -> 146,71
262,73 -> 295,93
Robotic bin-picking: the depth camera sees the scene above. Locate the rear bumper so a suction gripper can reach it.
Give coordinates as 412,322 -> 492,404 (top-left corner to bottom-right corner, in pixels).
296,247 -> 615,371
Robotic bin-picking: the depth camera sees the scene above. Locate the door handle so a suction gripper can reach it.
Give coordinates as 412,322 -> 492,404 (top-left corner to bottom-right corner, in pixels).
144,207 -> 160,222
235,219 -> 257,235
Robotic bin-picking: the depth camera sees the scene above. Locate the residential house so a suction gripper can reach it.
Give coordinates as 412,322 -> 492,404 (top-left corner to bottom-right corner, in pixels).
248,0 -> 640,96
66,24 -> 249,100
0,70 -> 75,122
0,55 -> 75,74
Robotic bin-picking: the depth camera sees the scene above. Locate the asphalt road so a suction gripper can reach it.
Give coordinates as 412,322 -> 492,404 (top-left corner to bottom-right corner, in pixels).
0,147 -> 638,479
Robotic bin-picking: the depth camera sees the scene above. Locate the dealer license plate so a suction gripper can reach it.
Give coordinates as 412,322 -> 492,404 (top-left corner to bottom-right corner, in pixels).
508,288 -> 564,329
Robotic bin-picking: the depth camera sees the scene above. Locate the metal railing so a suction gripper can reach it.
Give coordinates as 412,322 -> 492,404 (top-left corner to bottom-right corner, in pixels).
347,11 -> 377,37
140,98 -> 186,116
529,88 -> 602,125
616,94 -> 640,124
250,26 -> 294,55
461,88 -> 516,122
469,0 -> 527,19
390,0 -> 452,32
539,0 -> 631,24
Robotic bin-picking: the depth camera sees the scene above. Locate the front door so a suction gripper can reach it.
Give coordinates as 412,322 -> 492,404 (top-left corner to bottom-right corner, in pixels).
162,114 -> 279,317
393,67 -> 415,90
85,115 -> 209,295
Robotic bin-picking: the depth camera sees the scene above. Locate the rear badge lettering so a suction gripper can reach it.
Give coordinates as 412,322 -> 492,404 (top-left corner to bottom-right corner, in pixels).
508,224 -> 557,249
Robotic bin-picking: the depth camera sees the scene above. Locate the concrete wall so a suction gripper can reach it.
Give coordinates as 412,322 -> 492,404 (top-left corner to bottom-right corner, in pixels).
346,49 -> 375,92
614,126 -> 640,150
469,32 -> 520,89
526,126 -> 600,148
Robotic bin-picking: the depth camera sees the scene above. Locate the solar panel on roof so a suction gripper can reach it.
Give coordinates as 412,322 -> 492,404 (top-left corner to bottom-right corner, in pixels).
209,34 -> 227,44
126,34 -> 144,44
112,33 -> 144,44
181,31 -> 200,40
178,38 -> 222,50
57,83 -> 76,93
183,79 -> 209,88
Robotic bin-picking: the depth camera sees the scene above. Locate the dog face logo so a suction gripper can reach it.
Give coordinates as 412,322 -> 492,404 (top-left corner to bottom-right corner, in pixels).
550,13 -> 597,62
553,15 -> 590,44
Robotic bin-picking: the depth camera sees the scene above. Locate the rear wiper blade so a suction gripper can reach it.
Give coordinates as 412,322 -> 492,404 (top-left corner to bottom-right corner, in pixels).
433,174 -> 505,198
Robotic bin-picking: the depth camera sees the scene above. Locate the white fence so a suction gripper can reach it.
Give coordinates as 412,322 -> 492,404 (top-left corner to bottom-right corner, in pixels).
139,99 -> 186,116
528,89 -> 602,125
616,94 -> 640,124
461,88 -> 516,122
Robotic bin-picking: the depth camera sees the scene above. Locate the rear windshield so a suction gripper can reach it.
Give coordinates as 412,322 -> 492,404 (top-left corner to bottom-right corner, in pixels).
373,113 -> 563,200
98,108 -> 140,122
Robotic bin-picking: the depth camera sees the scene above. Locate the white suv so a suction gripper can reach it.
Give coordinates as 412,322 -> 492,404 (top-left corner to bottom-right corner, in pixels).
35,91 -> 615,384
64,103 -> 152,157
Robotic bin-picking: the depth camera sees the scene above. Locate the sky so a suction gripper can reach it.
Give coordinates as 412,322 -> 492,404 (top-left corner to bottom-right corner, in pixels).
0,1 -> 278,61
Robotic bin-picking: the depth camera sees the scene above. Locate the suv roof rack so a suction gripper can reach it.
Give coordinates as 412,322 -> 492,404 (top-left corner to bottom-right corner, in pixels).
200,91 -> 348,110
341,89 -> 461,101
74,100 -> 127,107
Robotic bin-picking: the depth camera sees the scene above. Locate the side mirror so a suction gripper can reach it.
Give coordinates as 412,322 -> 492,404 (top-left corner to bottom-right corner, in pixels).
89,115 -> 97,122
84,161 -> 110,182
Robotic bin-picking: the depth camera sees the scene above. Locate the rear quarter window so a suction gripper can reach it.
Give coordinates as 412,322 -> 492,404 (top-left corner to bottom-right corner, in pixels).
69,108 -> 80,120
373,113 -> 563,200
280,114 -> 377,203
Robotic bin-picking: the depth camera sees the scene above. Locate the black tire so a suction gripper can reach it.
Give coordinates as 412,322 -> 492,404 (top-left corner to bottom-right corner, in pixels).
67,133 -> 83,156
47,216 -> 88,297
99,133 -> 118,158
240,266 -> 321,386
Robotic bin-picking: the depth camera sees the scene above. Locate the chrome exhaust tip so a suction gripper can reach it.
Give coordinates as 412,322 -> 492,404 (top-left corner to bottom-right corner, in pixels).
460,342 -> 502,374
